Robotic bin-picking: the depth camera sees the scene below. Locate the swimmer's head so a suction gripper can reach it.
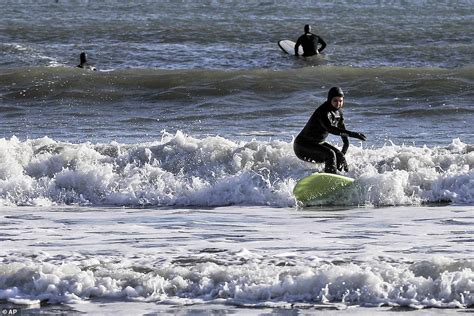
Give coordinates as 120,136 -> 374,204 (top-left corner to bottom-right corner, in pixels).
327,87 -> 344,109
327,86 -> 344,101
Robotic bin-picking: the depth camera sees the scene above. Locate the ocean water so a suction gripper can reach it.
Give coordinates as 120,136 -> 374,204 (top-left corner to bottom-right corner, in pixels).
0,0 -> 473,315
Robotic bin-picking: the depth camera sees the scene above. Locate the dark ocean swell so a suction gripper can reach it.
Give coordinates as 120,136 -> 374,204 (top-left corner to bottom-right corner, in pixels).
1,65 -> 473,103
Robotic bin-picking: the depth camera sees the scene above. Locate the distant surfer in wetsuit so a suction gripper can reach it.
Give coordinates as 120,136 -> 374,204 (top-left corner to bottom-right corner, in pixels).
294,87 -> 366,174
294,24 -> 327,57
77,52 -> 97,71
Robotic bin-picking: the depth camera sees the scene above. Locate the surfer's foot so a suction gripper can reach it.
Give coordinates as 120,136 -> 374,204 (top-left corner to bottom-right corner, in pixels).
324,166 -> 338,174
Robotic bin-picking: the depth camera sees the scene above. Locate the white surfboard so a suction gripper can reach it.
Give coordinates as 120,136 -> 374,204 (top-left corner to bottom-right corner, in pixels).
278,40 -> 303,55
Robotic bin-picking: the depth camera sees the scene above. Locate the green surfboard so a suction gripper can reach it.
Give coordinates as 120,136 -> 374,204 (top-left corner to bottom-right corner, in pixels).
293,173 -> 355,202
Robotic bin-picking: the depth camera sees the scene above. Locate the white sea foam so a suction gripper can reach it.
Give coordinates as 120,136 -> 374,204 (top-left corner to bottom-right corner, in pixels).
0,202 -> 472,311
0,252 -> 472,308
0,133 -> 472,207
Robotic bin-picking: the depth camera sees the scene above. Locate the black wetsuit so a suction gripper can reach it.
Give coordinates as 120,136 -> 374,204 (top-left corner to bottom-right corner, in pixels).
293,101 -> 349,173
294,33 -> 327,56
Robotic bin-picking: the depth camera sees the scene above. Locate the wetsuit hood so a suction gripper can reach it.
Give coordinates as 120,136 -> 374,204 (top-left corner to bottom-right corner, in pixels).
327,87 -> 344,102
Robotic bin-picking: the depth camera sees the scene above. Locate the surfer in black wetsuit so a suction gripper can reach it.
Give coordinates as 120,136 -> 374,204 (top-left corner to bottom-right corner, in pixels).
294,24 -> 327,57
293,87 -> 366,174
77,52 -> 97,71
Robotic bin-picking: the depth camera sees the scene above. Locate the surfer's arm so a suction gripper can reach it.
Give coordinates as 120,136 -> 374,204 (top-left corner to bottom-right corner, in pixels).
318,37 -> 327,54
332,113 -> 366,142
317,114 -> 348,137
339,117 -> 349,154
294,37 -> 302,56
341,136 -> 349,154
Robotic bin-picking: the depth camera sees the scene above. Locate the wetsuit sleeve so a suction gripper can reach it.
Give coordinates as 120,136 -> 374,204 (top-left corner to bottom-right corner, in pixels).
295,36 -> 302,55
338,114 -> 349,154
317,112 -> 349,137
318,37 -> 327,53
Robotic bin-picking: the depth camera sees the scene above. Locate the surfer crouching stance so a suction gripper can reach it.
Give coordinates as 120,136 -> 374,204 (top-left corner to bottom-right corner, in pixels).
293,87 -> 366,174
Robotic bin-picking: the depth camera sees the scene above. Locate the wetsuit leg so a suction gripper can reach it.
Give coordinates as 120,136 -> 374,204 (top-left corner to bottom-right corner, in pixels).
293,141 -> 338,173
320,143 -> 345,172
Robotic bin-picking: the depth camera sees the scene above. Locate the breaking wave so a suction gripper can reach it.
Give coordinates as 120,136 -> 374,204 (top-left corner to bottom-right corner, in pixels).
0,132 -> 472,207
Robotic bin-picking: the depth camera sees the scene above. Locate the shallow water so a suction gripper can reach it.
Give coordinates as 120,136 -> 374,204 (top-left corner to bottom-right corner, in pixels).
0,205 -> 473,313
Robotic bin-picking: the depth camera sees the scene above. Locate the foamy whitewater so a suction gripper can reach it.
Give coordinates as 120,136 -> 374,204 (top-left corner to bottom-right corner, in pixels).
0,205 -> 473,314
0,134 -> 473,207
0,0 -> 473,314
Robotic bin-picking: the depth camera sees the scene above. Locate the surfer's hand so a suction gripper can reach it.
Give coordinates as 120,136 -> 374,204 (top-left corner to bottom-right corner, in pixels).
355,132 -> 367,141
337,156 -> 349,172
349,131 -> 367,141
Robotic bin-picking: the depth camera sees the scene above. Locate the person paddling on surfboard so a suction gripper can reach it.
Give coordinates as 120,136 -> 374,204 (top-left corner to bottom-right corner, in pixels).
293,87 -> 366,174
294,24 -> 327,57
77,52 -> 97,71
